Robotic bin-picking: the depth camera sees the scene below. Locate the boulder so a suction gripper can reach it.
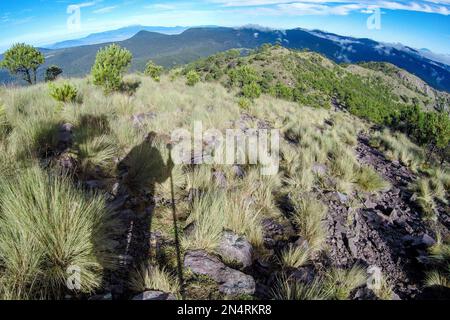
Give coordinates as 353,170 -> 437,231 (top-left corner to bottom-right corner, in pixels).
56,152 -> 77,172
85,180 -> 104,190
213,170 -> 227,188
131,112 -> 157,128
413,234 -> 436,247
132,291 -> 176,300
312,163 -> 327,176
184,250 -> 255,296
218,231 -> 253,268
232,165 -> 245,179
262,218 -> 296,248
333,192 -> 349,204
364,199 -> 377,209
291,266 -> 315,284
89,292 -> 113,300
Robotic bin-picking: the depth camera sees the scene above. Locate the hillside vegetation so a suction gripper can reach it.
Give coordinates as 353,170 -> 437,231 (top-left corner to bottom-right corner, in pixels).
0,44 -> 449,300
2,27 -> 450,93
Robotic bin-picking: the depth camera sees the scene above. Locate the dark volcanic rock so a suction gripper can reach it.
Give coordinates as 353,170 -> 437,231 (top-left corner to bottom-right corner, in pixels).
261,218 -> 296,249
132,291 -> 176,300
323,134 -> 441,298
218,231 -> 253,268
184,250 -> 256,296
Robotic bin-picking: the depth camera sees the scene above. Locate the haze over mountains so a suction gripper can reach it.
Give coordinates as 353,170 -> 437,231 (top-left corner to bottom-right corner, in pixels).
44,25 -> 189,49
1,26 -> 450,93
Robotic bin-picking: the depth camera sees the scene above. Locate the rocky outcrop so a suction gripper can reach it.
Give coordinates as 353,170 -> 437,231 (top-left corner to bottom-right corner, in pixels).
132,291 -> 177,300
218,231 -> 253,268
184,250 -> 256,296
324,134 -> 440,298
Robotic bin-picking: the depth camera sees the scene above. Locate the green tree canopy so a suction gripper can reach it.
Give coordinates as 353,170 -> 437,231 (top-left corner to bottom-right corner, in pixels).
0,43 -> 45,85
45,65 -> 63,82
91,44 -> 132,93
144,61 -> 163,82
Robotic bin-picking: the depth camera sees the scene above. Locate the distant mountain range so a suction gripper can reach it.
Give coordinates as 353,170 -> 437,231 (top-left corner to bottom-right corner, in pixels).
1,26 -> 449,92
43,25 -> 189,49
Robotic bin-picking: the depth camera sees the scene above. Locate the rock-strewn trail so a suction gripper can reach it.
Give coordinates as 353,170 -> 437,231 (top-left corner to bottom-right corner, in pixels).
324,134 -> 439,299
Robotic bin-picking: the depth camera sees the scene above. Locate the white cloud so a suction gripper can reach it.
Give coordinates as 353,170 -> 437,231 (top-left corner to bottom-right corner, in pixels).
93,5 -> 118,14
209,0 -> 450,15
144,4 -> 177,10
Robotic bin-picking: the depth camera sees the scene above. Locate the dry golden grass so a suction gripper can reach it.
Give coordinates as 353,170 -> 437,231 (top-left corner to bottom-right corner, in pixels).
0,68 -> 437,301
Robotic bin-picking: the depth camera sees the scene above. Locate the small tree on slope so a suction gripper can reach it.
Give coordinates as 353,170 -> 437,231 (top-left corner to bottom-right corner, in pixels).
0,43 -> 45,85
91,44 -> 132,93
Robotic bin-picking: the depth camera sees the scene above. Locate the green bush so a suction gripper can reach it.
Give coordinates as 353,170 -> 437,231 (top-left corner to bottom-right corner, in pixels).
186,70 -> 200,86
144,61 -> 163,82
45,65 -> 63,82
91,44 -> 132,93
238,97 -> 251,110
271,82 -> 294,100
49,83 -> 78,103
0,166 -> 118,299
229,65 -> 260,88
242,81 -> 262,99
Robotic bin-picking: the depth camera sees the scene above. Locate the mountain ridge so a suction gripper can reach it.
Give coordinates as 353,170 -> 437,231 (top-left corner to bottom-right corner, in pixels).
1,26 -> 450,93
43,25 -> 189,49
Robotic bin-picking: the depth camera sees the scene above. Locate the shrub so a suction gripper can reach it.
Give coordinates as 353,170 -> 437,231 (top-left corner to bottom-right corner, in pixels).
329,145 -> 356,176
425,238 -> 450,290
354,165 -> 390,193
222,192 -> 264,248
425,270 -> 450,288
281,244 -> 312,269
129,264 -> 180,295
144,61 -> 163,82
273,275 -> 331,300
182,189 -> 225,252
91,44 -> 132,93
0,166 -> 118,299
76,135 -> 118,176
271,82 -> 294,100
0,43 -> 44,84
238,97 -> 251,110
45,65 -> 63,82
49,83 -> 78,103
370,130 -> 425,171
242,81 -> 261,99
410,173 -> 448,220
186,70 -> 200,86
229,65 -> 260,87
324,266 -> 367,300
411,177 -> 437,219
9,118 -> 60,159
291,194 -> 327,250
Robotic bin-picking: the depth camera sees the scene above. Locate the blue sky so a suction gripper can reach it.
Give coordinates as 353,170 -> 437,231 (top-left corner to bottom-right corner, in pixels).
1,0 -> 450,54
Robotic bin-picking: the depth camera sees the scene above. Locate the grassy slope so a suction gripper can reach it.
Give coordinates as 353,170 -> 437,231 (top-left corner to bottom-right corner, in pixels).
185,46 -> 450,114
0,48 -> 448,300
